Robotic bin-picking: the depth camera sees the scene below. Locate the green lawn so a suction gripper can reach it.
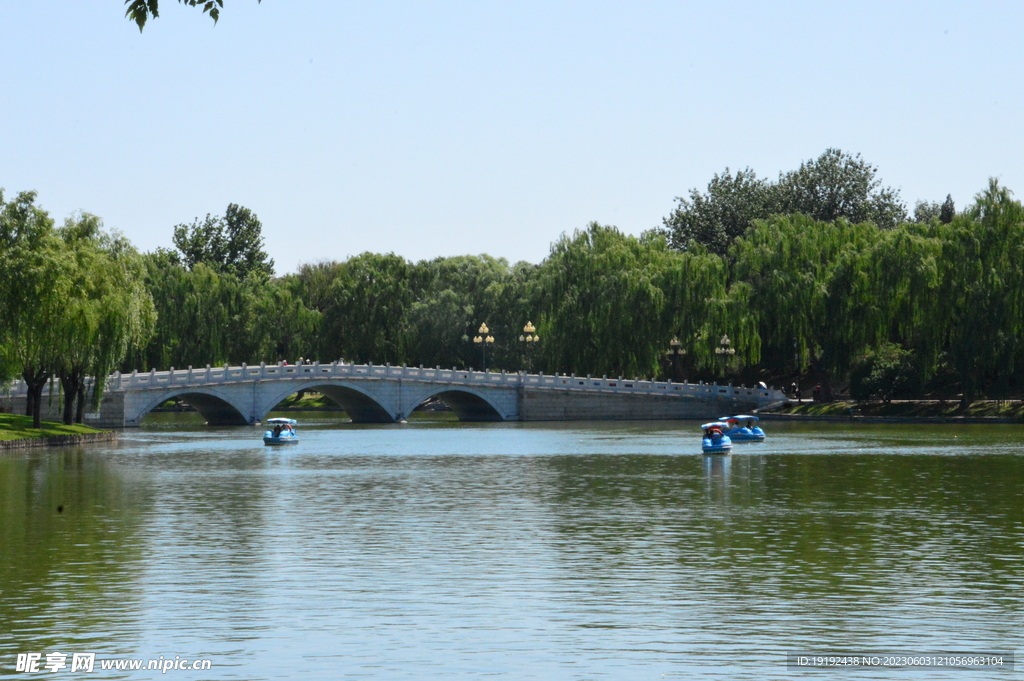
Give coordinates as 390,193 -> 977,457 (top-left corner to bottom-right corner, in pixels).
0,413 -> 105,441
271,393 -> 342,410
779,400 -> 1024,419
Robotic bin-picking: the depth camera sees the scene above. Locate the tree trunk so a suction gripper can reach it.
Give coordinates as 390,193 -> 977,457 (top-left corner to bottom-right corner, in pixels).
22,368 -> 49,429
959,372 -> 975,411
75,382 -> 87,424
60,370 -> 82,425
809,351 -> 835,402
29,381 -> 46,429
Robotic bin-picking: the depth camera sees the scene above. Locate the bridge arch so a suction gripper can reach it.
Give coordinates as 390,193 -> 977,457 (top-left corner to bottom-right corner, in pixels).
129,388 -> 250,426
258,381 -> 396,423
404,387 -> 507,422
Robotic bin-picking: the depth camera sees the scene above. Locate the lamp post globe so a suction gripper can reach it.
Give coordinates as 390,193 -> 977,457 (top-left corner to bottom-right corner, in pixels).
715,334 -> 736,378
473,323 -> 494,370
667,335 -> 685,382
520,321 -> 538,372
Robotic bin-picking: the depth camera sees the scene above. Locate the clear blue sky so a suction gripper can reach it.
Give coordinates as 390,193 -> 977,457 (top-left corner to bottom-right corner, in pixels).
2,2 -> 1021,272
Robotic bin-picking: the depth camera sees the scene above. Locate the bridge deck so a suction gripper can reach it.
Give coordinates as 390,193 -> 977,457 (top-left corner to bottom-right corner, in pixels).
6,361 -> 777,399
3,362 -> 788,427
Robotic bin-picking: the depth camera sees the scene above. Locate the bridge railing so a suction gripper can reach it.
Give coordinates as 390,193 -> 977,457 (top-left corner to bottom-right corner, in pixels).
3,361 -> 786,404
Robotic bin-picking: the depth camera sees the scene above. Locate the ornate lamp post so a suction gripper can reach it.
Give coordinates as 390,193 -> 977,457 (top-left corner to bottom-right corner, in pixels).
519,321 -> 539,372
473,323 -> 495,371
667,335 -> 686,382
715,334 -> 736,378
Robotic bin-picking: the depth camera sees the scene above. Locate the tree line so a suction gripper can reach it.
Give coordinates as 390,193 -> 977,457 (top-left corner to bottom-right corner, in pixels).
3,150 -> 1023,424
0,191 -> 154,427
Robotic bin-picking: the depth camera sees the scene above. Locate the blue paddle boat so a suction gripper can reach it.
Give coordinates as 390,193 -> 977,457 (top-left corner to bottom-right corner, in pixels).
701,422 -> 733,454
719,415 -> 766,442
263,418 -> 299,446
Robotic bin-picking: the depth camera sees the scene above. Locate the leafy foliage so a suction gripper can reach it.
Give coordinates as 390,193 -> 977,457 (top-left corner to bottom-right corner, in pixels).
5,173 -> 1024,412
171,203 -> 274,281
56,214 -> 156,422
0,192 -> 153,425
775,149 -> 906,229
662,169 -> 777,255
932,180 -> 1024,407
663,149 -> 906,255
939,194 -> 956,224
850,343 -> 921,402
125,0 -> 261,31
914,200 -> 941,223
535,224 -> 743,378
731,215 -> 884,401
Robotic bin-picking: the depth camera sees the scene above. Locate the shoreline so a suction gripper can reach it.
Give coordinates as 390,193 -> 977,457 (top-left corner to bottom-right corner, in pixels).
0,430 -> 118,450
759,412 -> 1022,425
759,398 -> 1024,424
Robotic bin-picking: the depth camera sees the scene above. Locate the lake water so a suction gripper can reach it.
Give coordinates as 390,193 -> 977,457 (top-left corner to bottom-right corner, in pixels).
2,415 -> 1022,679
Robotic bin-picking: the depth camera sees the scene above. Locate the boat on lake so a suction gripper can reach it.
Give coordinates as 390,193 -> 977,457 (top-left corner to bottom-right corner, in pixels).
719,415 -> 766,442
701,422 -> 733,454
263,418 -> 299,445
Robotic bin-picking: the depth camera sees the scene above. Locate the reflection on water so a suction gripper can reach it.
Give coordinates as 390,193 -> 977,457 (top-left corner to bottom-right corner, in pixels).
1,416 -> 1022,679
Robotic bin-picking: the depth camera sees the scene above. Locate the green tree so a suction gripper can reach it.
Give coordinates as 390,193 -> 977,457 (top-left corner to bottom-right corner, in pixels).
172,203 -> 274,281
320,253 -> 414,364
732,215 -> 884,402
56,214 -> 155,423
139,256 -> 239,368
859,222 -> 942,398
850,343 -> 921,403
662,168 -> 777,255
776,149 -> 906,229
405,254 -> 533,370
237,280 -> 320,364
939,194 -> 956,224
535,224 -> 740,379
662,150 -> 906,255
0,191 -> 73,427
405,289 -> 473,369
914,200 -> 941,223
934,180 -> 1024,408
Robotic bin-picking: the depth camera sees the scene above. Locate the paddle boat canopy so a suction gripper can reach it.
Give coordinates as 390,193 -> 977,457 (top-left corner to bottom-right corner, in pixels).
719,415 -> 766,442
701,421 -> 733,454
263,418 -> 299,446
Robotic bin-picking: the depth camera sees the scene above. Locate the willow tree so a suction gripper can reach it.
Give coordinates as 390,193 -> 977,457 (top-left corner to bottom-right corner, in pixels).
319,253 -> 414,364
0,191 -> 73,427
661,242 -> 755,374
934,180 -> 1024,408
243,279 -> 321,364
535,224 -> 661,377
56,214 -> 155,423
404,255 -> 535,370
140,254 -> 243,368
535,224 -> 738,379
732,215 -> 883,401
864,222 -> 943,384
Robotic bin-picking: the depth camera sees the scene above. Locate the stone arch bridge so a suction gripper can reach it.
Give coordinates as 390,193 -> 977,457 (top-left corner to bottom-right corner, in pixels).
4,362 -> 788,428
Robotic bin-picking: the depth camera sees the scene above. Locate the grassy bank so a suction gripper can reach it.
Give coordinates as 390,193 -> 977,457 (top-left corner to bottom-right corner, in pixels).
271,393 -> 342,411
775,400 -> 1024,420
0,413 -> 106,442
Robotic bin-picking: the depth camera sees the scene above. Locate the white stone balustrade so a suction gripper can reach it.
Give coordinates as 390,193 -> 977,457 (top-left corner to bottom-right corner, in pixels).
4,360 -> 780,402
